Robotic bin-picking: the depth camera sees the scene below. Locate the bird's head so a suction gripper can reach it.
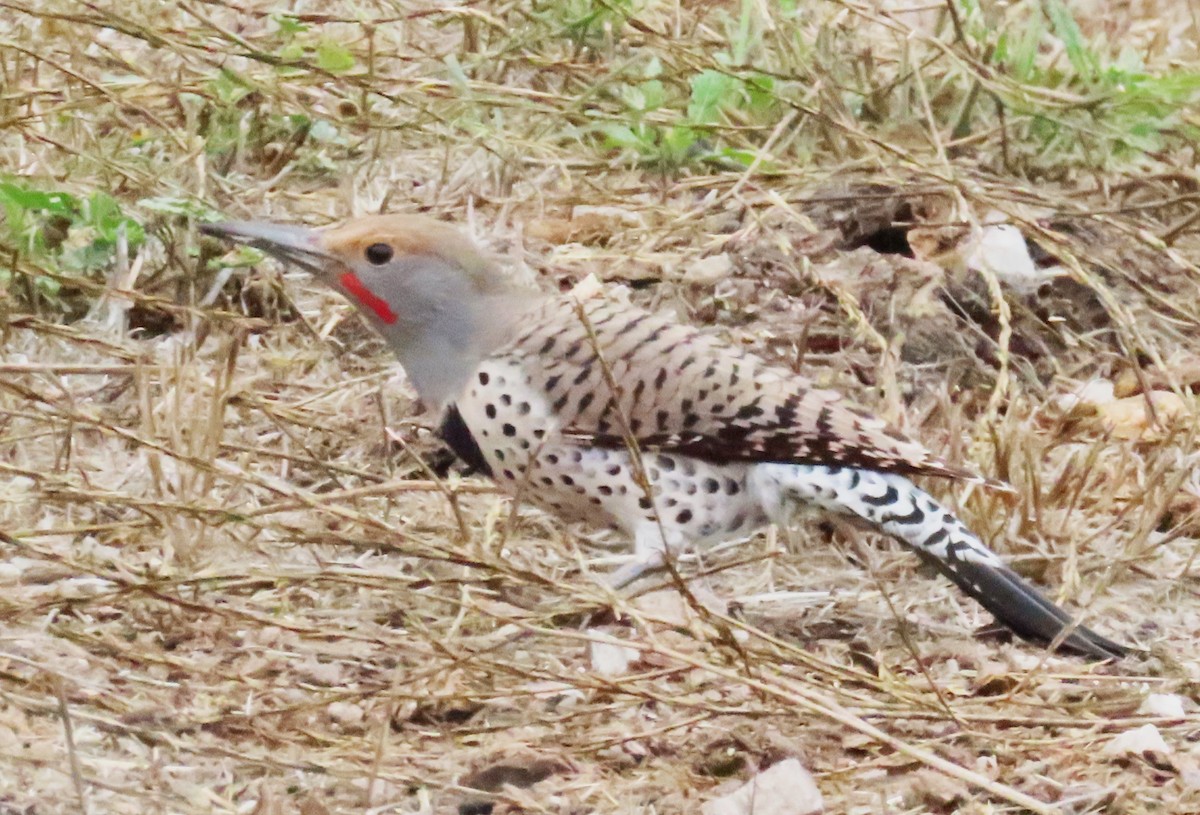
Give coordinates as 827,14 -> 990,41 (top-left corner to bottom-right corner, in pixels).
202,214 -> 539,404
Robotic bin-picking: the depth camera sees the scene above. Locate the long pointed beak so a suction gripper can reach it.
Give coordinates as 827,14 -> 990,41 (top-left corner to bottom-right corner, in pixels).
201,221 -> 335,276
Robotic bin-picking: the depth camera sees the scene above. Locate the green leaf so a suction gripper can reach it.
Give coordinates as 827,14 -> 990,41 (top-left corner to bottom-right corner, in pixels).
720,147 -> 758,166
599,122 -> 649,151
209,244 -> 266,269
745,73 -> 775,115
316,39 -> 356,74
210,69 -> 252,105
688,69 -> 734,124
274,14 -> 309,36
660,125 -> 700,163
1044,0 -> 1096,78
0,182 -> 78,216
639,79 -> 665,111
278,41 -> 305,65
732,0 -> 754,66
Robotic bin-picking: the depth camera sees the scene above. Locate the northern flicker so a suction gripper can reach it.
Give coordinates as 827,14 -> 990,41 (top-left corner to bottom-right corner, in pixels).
202,215 -> 1128,659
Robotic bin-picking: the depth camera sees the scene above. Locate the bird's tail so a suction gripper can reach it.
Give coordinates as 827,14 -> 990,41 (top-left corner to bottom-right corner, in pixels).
748,464 -> 1127,659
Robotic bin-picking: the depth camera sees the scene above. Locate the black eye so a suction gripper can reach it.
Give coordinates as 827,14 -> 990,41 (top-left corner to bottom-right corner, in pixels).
365,243 -> 394,265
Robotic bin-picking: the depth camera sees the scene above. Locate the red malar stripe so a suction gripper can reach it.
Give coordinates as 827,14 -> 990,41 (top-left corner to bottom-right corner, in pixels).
339,272 -> 397,324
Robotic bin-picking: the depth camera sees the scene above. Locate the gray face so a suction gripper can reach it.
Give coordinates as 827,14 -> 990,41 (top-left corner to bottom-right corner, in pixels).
345,252 -> 479,347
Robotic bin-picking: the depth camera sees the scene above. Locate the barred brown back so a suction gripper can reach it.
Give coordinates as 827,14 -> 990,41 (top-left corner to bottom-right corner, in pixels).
504,296 -> 978,482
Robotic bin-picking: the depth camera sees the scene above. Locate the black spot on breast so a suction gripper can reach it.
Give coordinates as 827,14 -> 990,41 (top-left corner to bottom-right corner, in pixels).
437,404 -> 493,477
478,372 -> 490,385
578,392 -> 595,412
703,478 -> 720,493
502,423 -> 517,437
654,368 -> 668,389
485,404 -> 497,419
562,475 -> 575,486
676,509 -> 693,524
736,403 -> 764,420
500,394 -> 512,406
539,337 -> 557,354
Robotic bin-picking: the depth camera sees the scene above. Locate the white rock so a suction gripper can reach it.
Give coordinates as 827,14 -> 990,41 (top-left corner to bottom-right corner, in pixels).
683,254 -> 735,286
1103,723 -> 1171,757
1139,693 -> 1186,719
1054,379 -> 1116,412
701,758 -> 823,815
571,205 -> 646,227
966,223 -> 1046,291
589,638 -> 639,678
327,701 -> 365,727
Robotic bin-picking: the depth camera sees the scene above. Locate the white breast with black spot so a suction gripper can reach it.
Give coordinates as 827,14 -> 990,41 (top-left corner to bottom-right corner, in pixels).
455,358 -> 769,544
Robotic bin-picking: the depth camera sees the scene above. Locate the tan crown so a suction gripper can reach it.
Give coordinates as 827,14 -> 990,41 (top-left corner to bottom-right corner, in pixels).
319,214 -> 508,293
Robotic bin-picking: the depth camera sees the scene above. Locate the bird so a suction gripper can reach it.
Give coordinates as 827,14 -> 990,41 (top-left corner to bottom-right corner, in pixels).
201,214 -> 1128,660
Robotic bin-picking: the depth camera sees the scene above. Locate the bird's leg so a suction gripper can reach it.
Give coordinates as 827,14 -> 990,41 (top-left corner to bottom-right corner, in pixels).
604,521 -> 672,590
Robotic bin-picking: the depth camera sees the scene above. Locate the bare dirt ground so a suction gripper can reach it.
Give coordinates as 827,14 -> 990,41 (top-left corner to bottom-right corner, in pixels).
2,1 -> 1200,813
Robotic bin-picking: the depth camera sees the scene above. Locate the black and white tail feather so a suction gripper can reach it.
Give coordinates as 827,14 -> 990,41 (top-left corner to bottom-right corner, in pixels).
747,464 -> 1127,660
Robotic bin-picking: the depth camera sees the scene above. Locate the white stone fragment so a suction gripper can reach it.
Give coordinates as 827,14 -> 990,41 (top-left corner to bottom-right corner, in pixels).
683,253 -> 735,285
701,758 -> 824,815
588,638 -> 639,678
1103,723 -> 1171,757
966,223 -> 1046,291
1139,693 -> 1186,719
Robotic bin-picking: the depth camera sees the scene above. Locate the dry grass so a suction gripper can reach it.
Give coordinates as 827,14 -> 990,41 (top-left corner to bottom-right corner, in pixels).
2,1 -> 1200,812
